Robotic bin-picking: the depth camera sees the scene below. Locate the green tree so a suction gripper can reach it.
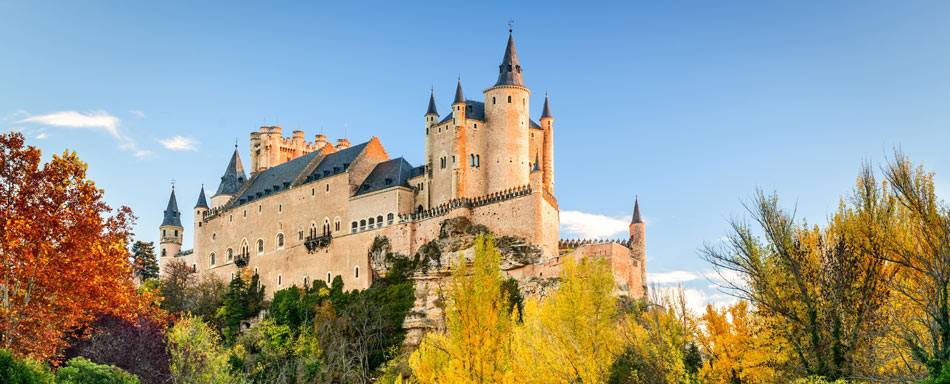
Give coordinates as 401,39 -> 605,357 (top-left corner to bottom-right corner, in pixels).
55,357 -> 140,384
166,315 -> 234,384
217,274 -> 266,341
0,349 -> 54,384
130,241 -> 160,283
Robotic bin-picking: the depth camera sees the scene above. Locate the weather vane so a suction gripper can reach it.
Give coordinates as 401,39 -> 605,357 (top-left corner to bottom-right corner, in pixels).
508,18 -> 515,32
171,178 -> 176,190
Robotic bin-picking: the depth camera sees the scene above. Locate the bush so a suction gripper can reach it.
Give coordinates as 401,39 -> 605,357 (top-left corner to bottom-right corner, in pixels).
166,316 -> 234,384
63,315 -> 170,384
0,349 -> 54,384
55,357 -> 140,384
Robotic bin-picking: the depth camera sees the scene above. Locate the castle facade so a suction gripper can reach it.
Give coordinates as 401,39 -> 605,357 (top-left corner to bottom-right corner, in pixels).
158,32 -> 647,299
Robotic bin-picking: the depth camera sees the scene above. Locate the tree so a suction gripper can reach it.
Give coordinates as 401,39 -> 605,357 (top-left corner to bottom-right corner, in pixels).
409,235 -> 518,383
0,132 -> 140,360
0,349 -> 54,384
63,314 -> 171,384
55,356 -> 140,384
216,274 -> 265,342
701,173 -> 895,380
131,241 -> 160,283
696,301 -> 785,383
159,260 -> 197,315
611,291 -> 694,384
511,256 -> 621,383
166,315 -> 234,384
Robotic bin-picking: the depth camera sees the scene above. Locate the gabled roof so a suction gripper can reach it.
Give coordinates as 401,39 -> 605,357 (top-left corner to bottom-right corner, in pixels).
162,189 -> 182,227
304,141 -> 370,183
353,157 -> 414,197
234,150 -> 321,207
195,185 -> 209,209
215,148 -> 247,196
494,32 -> 525,87
439,100 -> 485,123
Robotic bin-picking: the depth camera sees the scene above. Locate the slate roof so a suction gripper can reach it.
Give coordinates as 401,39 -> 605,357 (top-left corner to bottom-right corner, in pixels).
426,89 -> 438,115
235,151 -> 320,207
439,100 -> 486,123
453,80 -> 464,104
631,198 -> 643,224
410,165 -> 425,179
162,189 -> 182,227
541,94 -> 552,119
215,148 -> 247,196
495,32 -> 525,87
353,157 -> 414,197
195,186 -> 209,209
303,142 -> 370,183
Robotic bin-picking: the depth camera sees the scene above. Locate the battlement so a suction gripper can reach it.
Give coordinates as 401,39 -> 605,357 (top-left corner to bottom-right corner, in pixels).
250,127 -> 342,173
558,238 -> 631,250
399,184 -> 534,223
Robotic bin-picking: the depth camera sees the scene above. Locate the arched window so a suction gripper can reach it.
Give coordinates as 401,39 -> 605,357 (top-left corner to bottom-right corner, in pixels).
257,239 -> 264,253
475,155 -> 480,167
368,217 -> 375,229
210,253 -> 216,266
277,233 -> 284,248
227,248 -> 233,261
507,95 -> 511,103
323,218 -> 330,236
310,223 -> 317,238
241,241 -> 248,257
492,96 -> 496,104
212,233 -> 216,240
355,266 -> 360,279
278,274 -> 282,286
360,220 -> 366,231
162,248 -> 166,256
387,213 -> 394,225
376,216 -> 383,226
174,229 -> 178,237
351,221 -> 358,233
298,228 -> 304,241
162,230 -> 166,237
334,217 -> 341,232
417,205 -> 424,213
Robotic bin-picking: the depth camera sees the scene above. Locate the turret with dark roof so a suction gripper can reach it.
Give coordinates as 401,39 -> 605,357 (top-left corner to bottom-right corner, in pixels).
162,188 -> 182,227
194,185 -> 209,209
631,198 -> 643,224
215,147 -> 247,196
494,31 -> 525,87
532,152 -> 542,172
541,93 -> 552,119
453,79 -> 464,104
426,88 -> 438,115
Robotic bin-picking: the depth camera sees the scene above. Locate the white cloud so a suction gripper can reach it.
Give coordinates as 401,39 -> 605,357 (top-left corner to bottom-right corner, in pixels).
158,136 -> 199,151
559,210 -> 629,238
19,110 -> 120,138
652,286 -> 738,315
648,270 -> 700,284
129,110 -> 146,119
35,133 -> 48,139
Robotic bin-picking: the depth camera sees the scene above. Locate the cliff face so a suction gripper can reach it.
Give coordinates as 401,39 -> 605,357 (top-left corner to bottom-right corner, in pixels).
367,217 -> 554,346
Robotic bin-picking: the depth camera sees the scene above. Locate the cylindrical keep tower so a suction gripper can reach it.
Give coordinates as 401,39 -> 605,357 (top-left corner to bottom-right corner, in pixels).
483,31 -> 530,194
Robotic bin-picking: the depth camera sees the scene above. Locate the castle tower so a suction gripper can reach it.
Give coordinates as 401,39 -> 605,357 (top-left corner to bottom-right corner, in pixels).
629,198 -> 647,298
210,145 -> 247,208
451,79 -> 467,199
540,94 -> 554,193
423,89 -> 438,208
194,185 -> 208,233
483,30 -> 530,194
159,187 -> 183,275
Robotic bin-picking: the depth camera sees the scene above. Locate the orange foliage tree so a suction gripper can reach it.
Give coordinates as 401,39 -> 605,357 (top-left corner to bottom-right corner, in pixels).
0,132 -> 143,360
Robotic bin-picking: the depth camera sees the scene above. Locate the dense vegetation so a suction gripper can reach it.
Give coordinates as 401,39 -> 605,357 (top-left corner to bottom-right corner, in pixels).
5,129 -> 950,383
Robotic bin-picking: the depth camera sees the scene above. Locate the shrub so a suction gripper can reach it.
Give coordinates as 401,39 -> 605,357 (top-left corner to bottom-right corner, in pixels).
55,357 -> 140,384
0,349 -> 54,384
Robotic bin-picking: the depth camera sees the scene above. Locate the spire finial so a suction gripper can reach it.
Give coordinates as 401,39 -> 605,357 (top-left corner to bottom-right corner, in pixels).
508,18 -> 514,33
171,178 -> 175,190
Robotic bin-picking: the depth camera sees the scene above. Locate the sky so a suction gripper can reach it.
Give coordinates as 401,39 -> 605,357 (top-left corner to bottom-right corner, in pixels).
3,1 -> 950,312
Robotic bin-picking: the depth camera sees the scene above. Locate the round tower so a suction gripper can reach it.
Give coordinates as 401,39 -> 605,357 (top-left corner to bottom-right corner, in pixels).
451,79 -> 467,198
484,30 -> 530,193
423,88 -> 439,207
540,94 -> 554,193
159,187 -> 184,276
629,198 -> 647,300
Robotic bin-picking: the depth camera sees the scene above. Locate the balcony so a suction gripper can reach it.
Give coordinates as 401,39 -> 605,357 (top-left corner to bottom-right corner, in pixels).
234,252 -> 250,268
304,234 -> 332,254
161,236 -> 181,245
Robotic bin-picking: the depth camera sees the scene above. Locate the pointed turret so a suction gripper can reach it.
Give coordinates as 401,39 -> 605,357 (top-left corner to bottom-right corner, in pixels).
194,185 -> 209,209
162,188 -> 182,227
215,147 -> 247,197
494,31 -> 525,87
426,88 -> 439,116
541,93 -> 552,119
453,79 -> 464,105
631,198 -> 643,224
532,152 -> 542,172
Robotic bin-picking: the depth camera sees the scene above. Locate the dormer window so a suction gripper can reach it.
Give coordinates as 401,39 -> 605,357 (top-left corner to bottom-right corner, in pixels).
333,167 -> 340,174
343,163 -> 349,170
361,184 -> 370,191
385,178 -> 392,186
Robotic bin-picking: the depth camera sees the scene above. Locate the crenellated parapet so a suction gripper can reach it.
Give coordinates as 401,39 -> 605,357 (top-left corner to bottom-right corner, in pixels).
400,184 -> 534,223
558,238 -> 631,250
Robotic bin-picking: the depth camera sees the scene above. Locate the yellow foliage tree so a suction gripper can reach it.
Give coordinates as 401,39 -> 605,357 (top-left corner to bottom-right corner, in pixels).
512,256 -> 620,383
697,300 -> 786,383
409,235 -> 517,383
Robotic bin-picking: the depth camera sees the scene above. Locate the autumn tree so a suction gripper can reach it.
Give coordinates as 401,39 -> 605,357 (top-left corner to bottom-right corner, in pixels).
702,165 -> 897,380
512,256 -> 621,383
409,235 -> 517,383
131,241 -> 160,283
697,300 -> 786,383
612,289 -> 695,384
166,315 -> 234,384
0,132 -> 140,360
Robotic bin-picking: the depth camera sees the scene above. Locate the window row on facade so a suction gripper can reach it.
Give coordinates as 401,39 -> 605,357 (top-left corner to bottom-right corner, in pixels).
351,213 -> 396,233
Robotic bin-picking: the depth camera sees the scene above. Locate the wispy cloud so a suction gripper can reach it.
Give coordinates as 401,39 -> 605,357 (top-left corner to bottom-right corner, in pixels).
158,136 -> 199,151
129,110 -> 146,119
16,110 -> 151,158
652,286 -> 738,315
648,270 -> 701,284
559,210 -> 630,238
35,133 -> 49,139
19,110 -> 120,138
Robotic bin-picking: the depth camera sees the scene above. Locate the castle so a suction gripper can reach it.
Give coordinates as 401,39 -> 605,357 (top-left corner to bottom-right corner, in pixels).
158,31 -> 647,300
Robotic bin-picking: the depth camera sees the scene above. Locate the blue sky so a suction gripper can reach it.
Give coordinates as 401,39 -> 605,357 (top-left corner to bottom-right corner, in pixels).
3,1 -> 950,310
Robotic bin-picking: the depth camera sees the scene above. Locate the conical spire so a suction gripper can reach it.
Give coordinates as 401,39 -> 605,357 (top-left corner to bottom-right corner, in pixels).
215,147 -> 247,196
631,198 -> 644,224
426,88 -> 439,115
532,152 -> 542,172
162,187 -> 182,227
541,93 -> 552,119
494,31 -> 525,87
195,185 -> 209,209
453,78 -> 464,104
